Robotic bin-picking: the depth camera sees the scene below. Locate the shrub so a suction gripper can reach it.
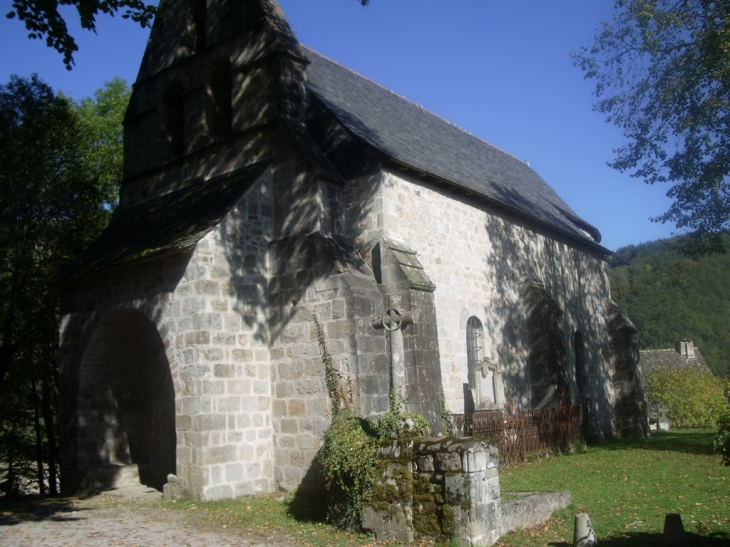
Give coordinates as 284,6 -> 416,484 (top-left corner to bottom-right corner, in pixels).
319,410 -> 378,530
645,366 -> 728,428
713,389 -> 730,466
312,312 -> 431,530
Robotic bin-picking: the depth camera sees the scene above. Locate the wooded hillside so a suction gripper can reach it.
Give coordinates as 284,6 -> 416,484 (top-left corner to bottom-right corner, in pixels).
609,235 -> 730,377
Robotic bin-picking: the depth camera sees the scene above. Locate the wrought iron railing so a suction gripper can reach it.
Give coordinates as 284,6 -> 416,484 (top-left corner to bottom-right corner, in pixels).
449,405 -> 584,467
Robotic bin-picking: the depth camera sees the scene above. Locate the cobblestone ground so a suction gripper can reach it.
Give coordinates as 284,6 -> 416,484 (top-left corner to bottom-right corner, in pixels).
0,487 -> 281,547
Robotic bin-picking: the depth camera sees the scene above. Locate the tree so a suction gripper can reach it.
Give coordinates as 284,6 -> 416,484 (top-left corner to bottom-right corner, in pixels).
573,0 -> 730,256
645,365 -> 728,428
0,75 -> 127,495
70,76 -> 130,209
6,0 -> 156,69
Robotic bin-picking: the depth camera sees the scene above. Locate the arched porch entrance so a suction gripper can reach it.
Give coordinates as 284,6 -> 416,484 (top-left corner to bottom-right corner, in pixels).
77,309 -> 176,490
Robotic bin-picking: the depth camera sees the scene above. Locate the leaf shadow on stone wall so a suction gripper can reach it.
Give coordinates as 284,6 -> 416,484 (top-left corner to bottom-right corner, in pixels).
482,211 -> 613,424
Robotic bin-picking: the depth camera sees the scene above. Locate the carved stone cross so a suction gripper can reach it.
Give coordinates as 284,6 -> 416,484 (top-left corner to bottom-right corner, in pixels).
372,295 -> 412,410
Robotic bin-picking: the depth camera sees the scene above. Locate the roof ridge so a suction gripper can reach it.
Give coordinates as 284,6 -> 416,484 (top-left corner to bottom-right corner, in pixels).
301,46 -> 530,167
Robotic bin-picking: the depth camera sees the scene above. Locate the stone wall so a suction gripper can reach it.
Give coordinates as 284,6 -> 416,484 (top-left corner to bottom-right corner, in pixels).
500,490 -> 572,534
363,437 -> 573,547
344,169 -> 617,436
364,437 -> 502,547
59,176 -> 276,500
268,233 -> 387,491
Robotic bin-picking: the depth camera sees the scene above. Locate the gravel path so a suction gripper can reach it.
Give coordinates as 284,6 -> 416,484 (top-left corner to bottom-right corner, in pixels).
0,487 -> 280,547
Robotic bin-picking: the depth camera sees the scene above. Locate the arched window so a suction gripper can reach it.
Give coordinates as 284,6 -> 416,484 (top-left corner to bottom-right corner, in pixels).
191,0 -> 207,52
209,59 -> 232,138
574,331 -> 586,398
163,82 -> 185,158
465,316 -> 502,411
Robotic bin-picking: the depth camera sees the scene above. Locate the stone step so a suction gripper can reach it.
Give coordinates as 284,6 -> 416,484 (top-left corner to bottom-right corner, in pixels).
81,464 -> 140,492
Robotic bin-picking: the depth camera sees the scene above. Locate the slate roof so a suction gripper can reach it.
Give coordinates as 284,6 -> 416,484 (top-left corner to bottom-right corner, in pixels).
639,347 -> 712,378
61,162 -> 270,280
303,47 -> 605,250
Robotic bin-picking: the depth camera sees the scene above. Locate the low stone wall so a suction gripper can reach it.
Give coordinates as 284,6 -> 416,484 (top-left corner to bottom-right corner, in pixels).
363,437 -> 502,547
363,437 -> 571,547
500,490 -> 572,533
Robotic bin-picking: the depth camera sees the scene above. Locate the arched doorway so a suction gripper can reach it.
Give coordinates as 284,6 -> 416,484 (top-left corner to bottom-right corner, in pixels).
78,309 -> 176,490
522,279 -> 568,409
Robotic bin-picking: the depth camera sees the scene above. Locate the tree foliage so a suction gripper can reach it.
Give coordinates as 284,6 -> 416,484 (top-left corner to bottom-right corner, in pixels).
0,75 -> 127,495
645,365 -> 728,428
573,0 -> 730,256
6,0 -> 156,69
609,234 -> 730,377
714,389 -> 730,465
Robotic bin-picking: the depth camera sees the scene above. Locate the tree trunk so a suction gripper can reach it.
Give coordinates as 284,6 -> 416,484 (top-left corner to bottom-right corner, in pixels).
29,361 -> 46,495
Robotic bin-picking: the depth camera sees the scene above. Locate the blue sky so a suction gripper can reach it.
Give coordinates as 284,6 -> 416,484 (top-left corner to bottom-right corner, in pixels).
0,0 -> 682,251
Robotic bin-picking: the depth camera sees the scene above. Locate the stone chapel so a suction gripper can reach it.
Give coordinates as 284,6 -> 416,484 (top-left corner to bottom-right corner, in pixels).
58,0 -> 647,500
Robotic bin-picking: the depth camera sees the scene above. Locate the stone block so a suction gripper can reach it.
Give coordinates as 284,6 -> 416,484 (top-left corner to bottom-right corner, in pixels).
461,448 -> 487,473
226,463 -> 243,482
414,454 -> 434,473
184,431 -> 208,449
212,332 -> 236,345
195,280 -> 220,296
362,504 -> 414,543
227,380 -> 252,395
246,463 -> 261,479
288,399 -> 305,416
234,481 -> 253,498
203,348 -> 223,361
210,299 -> 228,311
253,380 -> 269,394
214,364 -> 234,378
181,364 -> 210,379
224,313 -> 241,331
436,452 -> 463,472
272,399 -> 287,417
195,414 -> 226,431
204,484 -> 233,501
184,396 -> 211,415
201,445 -> 236,464
217,396 -> 241,412
185,330 -> 210,346
231,349 -> 254,361
444,473 -> 468,504
176,415 -> 193,431
202,380 -> 225,394
240,396 -> 258,411
574,513 -> 598,547
326,319 -> 355,339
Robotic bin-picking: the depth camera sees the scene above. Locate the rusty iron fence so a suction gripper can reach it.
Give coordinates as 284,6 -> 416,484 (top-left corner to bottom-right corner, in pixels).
449,405 -> 584,467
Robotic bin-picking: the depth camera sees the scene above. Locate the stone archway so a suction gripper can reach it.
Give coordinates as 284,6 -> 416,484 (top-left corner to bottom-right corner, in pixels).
521,279 -> 568,409
77,309 -> 176,490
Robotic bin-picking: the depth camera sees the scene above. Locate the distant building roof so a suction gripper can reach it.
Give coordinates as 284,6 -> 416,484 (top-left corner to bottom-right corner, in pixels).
640,340 -> 712,378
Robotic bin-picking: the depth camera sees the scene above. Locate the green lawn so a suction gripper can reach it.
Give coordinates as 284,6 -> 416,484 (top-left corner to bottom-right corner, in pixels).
2,430 -> 725,547
497,430 -> 729,546
166,430 -> 728,546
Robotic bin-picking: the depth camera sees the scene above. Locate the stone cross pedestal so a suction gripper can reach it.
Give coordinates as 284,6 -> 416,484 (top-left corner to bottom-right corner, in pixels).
372,295 -> 412,410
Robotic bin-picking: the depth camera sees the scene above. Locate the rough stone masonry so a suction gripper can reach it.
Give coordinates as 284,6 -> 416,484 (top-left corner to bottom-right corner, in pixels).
57,0 -> 647,501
